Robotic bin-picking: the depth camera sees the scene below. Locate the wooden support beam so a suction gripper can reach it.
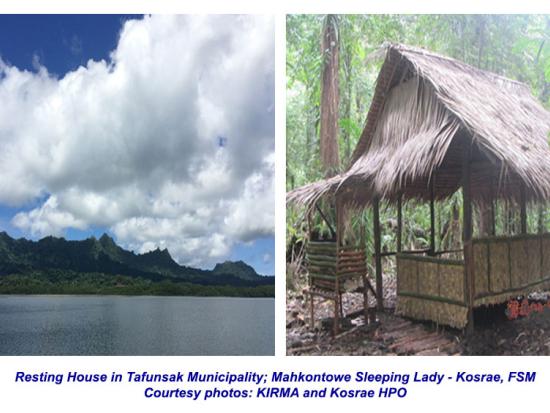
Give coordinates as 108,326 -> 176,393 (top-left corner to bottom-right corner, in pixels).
462,141 -> 474,335
373,198 -> 383,311
307,210 -> 313,240
490,199 -> 496,236
335,198 -> 342,247
490,177 -> 496,236
397,194 -> 402,253
361,272 -> 370,324
360,214 -> 366,248
333,278 -> 340,336
334,198 -> 342,335
379,248 -> 430,257
462,169 -> 472,242
538,204 -> 544,234
315,204 -> 336,239
429,179 -> 436,255
520,186 -> 527,234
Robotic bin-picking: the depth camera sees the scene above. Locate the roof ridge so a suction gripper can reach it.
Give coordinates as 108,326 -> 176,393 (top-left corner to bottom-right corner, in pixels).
389,43 -> 527,88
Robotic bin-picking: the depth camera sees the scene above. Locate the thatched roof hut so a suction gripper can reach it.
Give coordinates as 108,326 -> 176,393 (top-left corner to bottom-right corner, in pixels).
288,43 -> 550,209
290,44 -> 550,331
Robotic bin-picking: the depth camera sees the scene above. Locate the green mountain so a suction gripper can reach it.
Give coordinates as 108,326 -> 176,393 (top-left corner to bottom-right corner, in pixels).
213,260 -> 263,281
0,232 -> 273,289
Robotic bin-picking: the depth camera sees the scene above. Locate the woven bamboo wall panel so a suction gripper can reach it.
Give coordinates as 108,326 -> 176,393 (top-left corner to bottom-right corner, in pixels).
527,238 -> 542,284
510,239 -> 529,288
397,254 -> 466,327
397,256 -> 417,293
337,249 -> 366,277
472,234 -> 550,303
306,242 -> 367,293
439,263 -> 465,302
473,242 -> 489,296
488,241 -> 510,293
397,255 -> 465,301
396,296 -> 468,329
306,241 -> 337,285
417,260 -> 439,296
308,241 -> 337,253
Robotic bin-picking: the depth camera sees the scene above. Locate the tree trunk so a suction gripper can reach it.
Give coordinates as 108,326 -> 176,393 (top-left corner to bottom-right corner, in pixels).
320,14 -> 340,177
304,86 -> 315,163
477,15 -> 486,68
343,43 -> 352,164
474,15 -> 492,235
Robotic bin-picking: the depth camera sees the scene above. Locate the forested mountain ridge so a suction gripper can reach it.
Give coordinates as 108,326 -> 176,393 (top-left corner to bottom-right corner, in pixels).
0,231 -> 273,289
213,260 -> 263,281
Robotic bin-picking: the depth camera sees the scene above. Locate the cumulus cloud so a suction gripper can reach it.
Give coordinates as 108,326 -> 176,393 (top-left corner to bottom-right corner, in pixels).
12,196 -> 87,237
0,15 -> 274,268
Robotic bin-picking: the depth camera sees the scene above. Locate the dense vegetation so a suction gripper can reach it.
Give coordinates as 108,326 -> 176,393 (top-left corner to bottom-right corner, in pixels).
287,15 -> 550,273
0,232 -> 274,297
0,271 -> 274,297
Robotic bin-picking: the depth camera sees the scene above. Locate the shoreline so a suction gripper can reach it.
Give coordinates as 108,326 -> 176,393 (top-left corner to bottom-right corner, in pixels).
0,293 -> 275,299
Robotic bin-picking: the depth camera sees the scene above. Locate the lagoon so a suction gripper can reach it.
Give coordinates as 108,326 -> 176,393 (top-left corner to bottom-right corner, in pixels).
0,295 -> 274,355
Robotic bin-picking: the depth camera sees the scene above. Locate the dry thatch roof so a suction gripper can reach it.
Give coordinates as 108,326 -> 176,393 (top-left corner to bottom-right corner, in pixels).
288,43 -> 550,210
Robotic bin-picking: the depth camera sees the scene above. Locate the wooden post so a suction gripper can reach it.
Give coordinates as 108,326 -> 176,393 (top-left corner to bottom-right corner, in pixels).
520,186 -> 527,234
334,198 -> 342,335
490,199 -> 496,236
361,271 -> 370,324
462,157 -> 472,242
335,198 -> 342,248
307,210 -> 315,329
539,204 -> 544,234
307,210 -> 313,240
373,197 -> 383,311
490,177 -> 496,236
333,278 -> 340,336
429,179 -> 436,255
504,200 -> 512,235
462,141 -> 474,334
310,295 -> 315,329
315,204 -> 336,239
360,212 -> 370,324
360,216 -> 366,248
397,194 -> 403,253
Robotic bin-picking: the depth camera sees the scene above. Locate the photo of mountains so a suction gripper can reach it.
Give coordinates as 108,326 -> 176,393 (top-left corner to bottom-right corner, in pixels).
0,14 -> 275,355
0,232 -> 274,297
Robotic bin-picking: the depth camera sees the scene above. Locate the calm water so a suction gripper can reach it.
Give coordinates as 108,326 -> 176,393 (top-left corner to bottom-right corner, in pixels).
0,295 -> 274,355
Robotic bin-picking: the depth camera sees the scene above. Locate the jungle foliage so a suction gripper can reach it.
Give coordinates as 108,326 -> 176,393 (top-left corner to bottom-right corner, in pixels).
0,271 -> 274,297
287,15 -> 550,270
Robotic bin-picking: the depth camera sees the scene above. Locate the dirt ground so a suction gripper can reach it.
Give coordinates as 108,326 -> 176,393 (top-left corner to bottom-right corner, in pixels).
287,275 -> 550,356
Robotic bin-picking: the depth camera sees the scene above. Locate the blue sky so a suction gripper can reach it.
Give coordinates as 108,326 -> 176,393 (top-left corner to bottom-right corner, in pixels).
0,15 -> 275,275
0,15 -> 140,75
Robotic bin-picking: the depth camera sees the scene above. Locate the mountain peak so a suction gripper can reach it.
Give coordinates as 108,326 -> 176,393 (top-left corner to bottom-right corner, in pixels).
151,247 -> 172,257
139,246 -> 177,268
212,260 -> 259,281
39,235 -> 62,243
99,233 -> 115,243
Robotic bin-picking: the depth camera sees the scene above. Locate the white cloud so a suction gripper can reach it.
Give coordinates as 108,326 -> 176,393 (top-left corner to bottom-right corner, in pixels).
1,15 -> 274,268
223,153 -> 275,242
12,196 -> 87,237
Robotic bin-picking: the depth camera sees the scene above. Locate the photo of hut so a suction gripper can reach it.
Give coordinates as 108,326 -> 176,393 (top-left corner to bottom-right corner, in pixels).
287,27 -> 550,355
